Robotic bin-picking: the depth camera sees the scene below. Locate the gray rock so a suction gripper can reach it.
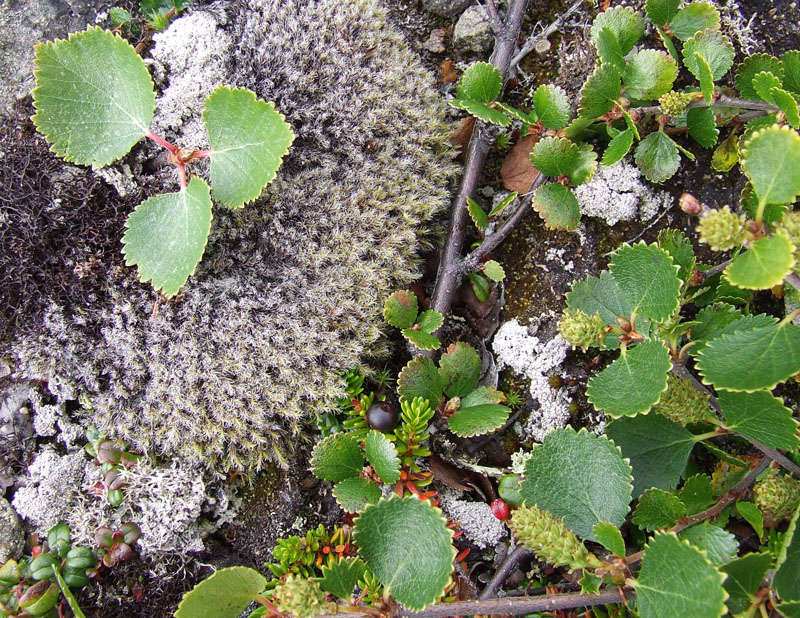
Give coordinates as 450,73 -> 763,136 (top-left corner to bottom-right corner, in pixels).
0,498 -> 24,562
453,5 -> 492,53
421,0 -> 473,18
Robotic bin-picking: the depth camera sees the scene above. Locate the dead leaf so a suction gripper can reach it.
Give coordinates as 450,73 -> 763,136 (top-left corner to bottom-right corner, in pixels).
430,454 -> 473,492
449,116 -> 475,160
500,134 -> 540,193
441,59 -> 458,83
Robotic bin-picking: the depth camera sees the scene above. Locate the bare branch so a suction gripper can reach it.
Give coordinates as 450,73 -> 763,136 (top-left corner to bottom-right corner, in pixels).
510,0 -> 586,72
478,544 -> 534,600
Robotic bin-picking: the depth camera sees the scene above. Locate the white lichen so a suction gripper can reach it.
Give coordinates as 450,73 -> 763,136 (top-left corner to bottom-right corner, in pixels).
438,488 -> 506,549
573,160 -> 673,226
492,318 -> 572,442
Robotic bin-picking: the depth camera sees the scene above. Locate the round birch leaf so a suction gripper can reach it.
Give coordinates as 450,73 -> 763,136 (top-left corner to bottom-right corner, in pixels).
452,99 -> 511,126
736,53 -> 784,100
496,103 -> 536,124
623,50 -> 678,100
482,260 -> 506,282
402,328 -> 441,351
645,0 -> 680,26
670,2 -> 721,41
775,506 -> 800,603
724,235 -> 795,290
354,496 -> 455,611
448,404 -> 510,437
606,414 -> 697,497
741,125 -> 800,206
175,566 -> 266,618
679,474 -> 715,515
679,522 -> 738,565
532,182 -> 581,231
610,242 -> 681,322
530,137 -> 581,177
398,357 -> 444,407
595,26 -> 625,73
718,390 -> 800,451
783,50 -> 800,94
711,132 -> 740,171
752,71 -> 783,104
579,63 -> 622,119
658,229 -> 696,285
696,318 -> 800,391
683,29 -> 735,81
122,177 -> 212,298
741,182 -> 789,224
333,478 -> 381,513
468,273 -> 490,303
570,144 -> 598,185
204,86 -> 294,208
416,310 -> 444,334
587,340 -> 671,418
689,304 -> 744,353
32,27 -> 155,167
635,533 -> 727,618
310,432 -> 364,482
593,522 -> 625,557
777,602 -> 800,618
384,290 -> 418,329
521,427 -> 633,542
533,84 -> 571,130
457,61 -> 502,103
632,489 -> 686,531
566,270 -> 631,349
320,558 -> 367,600
773,88 -> 800,129
461,387 -> 506,407
590,6 -> 646,55
365,431 -> 401,484
602,128 -> 634,166
635,131 -> 680,183
688,106 -> 720,148
467,197 -> 489,231
736,501 -> 764,540
694,53 -> 717,104
720,553 -> 774,615
439,342 -> 481,398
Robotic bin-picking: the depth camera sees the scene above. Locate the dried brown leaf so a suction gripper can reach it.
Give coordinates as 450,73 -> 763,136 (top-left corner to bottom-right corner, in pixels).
500,134 -> 540,193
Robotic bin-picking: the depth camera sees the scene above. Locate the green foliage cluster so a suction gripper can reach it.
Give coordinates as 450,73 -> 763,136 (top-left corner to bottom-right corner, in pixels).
109,0 -> 190,34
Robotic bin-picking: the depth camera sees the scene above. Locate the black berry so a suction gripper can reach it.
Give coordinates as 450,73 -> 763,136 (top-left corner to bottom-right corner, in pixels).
366,401 -> 398,431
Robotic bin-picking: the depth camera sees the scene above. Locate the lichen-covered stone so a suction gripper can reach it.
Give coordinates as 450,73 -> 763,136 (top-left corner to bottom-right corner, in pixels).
453,6 -> 493,54
11,0 -> 457,473
0,498 -> 24,562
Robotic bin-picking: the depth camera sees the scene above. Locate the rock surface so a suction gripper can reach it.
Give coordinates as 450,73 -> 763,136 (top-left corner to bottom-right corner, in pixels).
0,497 -> 24,562
453,5 -> 492,53
421,0 -> 472,18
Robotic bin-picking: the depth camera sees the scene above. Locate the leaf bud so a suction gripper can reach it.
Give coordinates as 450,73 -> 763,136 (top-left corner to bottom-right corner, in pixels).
558,309 -> 607,350
696,206 -> 748,251
753,475 -> 800,522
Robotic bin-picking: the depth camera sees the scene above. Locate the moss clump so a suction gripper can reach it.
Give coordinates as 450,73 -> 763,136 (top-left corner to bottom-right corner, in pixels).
11,0 -> 457,472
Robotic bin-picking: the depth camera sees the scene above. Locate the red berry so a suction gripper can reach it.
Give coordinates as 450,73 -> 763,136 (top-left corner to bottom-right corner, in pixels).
491,498 -> 510,521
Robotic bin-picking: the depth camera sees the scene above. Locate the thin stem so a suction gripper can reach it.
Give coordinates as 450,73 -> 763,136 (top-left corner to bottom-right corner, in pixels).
177,163 -> 187,190
509,0 -> 586,71
700,259 -> 732,282
52,565 -> 88,618
479,544 -> 534,599
145,130 -> 178,155
484,0 -> 504,33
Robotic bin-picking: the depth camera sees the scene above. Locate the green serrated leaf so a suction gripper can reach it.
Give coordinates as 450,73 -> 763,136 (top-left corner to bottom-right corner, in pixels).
633,488 -> 686,531
602,128 -> 635,166
33,28 -> 155,167
635,532 -> 727,618
670,1 -> 721,41
752,70 -> 783,104
774,88 -> 800,129
448,404 -> 511,438
311,432 -> 364,482
595,26 -> 626,73
684,29 -> 735,84
590,6 -> 645,55
461,387 -> 506,407
741,125 -> 800,207
659,26 -> 681,66
354,496 -> 455,611
384,291 -> 419,329
645,0 -> 680,26
679,522 -> 738,565
332,477 -> 381,512
720,552 -> 773,615
687,106 -> 720,148
689,304 -> 743,352
635,131 -> 681,183
711,132 -> 739,172
533,84 -> 571,130
783,50 -> 800,94
457,61 -> 502,103
521,427 -> 633,541
488,191 -> 518,217
122,177 -> 212,298
566,270 -> 630,349
736,54 -> 785,100
319,558 -> 367,600
775,506 -> 800,602
697,316 -> 800,391
679,475 -> 715,516
579,63 -> 622,119
531,182 -> 581,231
175,566 -> 266,618
624,50 -> 678,101
467,197 -> 489,231
204,86 -> 293,208
468,272 -> 490,303
397,357 -> 444,407
724,234 -> 796,290
402,328 -> 441,351
452,99 -> 512,127
736,501 -> 764,541
530,137 -> 581,178
496,103 -> 536,124
593,522 -> 626,557
416,310 -> 444,335
695,53 -> 716,104
439,342 -> 481,398
109,7 -> 132,27
718,390 -> 800,451
778,602 -> 800,618
610,242 -> 681,322
365,431 -> 401,484
483,260 -> 506,282
658,229 -> 696,284
606,414 -> 697,497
